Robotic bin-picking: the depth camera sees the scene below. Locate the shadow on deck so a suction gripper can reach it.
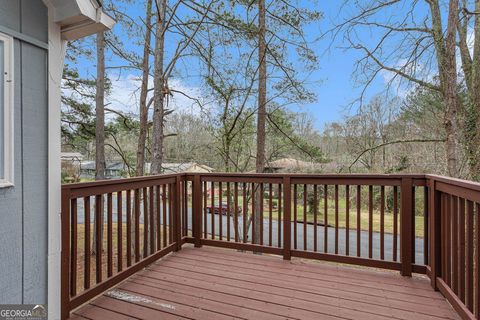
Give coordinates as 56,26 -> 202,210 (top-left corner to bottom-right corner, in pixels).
69,245 -> 459,320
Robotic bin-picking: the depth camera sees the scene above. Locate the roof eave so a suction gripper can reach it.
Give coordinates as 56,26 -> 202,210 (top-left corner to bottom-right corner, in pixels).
52,0 -> 115,41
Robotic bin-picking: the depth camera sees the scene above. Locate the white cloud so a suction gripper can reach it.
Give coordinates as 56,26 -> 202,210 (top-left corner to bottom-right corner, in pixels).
107,74 -> 211,118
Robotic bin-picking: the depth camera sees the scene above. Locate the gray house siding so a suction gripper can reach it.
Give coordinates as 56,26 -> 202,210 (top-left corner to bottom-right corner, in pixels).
0,0 -> 48,305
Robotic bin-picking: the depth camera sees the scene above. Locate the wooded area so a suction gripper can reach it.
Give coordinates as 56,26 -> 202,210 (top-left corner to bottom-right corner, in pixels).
61,0 -> 480,183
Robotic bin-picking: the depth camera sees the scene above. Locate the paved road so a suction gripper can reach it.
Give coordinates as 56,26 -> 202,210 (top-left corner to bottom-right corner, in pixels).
199,212 -> 425,263
74,195 -> 425,263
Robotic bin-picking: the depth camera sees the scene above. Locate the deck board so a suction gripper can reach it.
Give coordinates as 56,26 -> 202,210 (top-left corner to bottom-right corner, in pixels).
70,245 -> 460,320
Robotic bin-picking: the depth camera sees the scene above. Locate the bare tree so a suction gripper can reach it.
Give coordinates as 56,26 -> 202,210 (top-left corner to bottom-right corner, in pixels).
458,0 -> 480,180
96,31 -> 106,180
253,0 -> 267,245
136,0 -> 154,176
332,0 -> 463,177
150,0 -> 167,175
93,31 -> 106,255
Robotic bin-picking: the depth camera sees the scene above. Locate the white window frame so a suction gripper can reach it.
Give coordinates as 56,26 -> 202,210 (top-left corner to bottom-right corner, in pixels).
0,32 -> 14,188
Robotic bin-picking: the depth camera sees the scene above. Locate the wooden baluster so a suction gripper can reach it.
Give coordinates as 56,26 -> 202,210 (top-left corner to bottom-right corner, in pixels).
314,185 -> 318,252
84,197 -> 90,289
400,178 -> 413,276
204,181 -> 208,238
278,184 -> 282,248
162,184 -> 167,247
169,184 -> 174,245
459,198 -> 466,303
380,186 -> 385,260
335,185 -> 339,254
234,182 -> 239,243
411,187 -> 417,265
70,198 -> 77,296
442,194 -> 447,282
345,185 -> 349,256
452,196 -> 458,294
466,200 -> 474,311
283,177 -> 291,260
475,203 -> 480,318
227,182 -> 231,242
304,184 -> 308,251
393,186 -> 398,261
357,185 -> 361,257
446,195 -> 451,286
117,191 -> 123,272
251,183 -> 255,244
243,183 -> 247,243
424,186 -> 429,266
428,180 -> 441,290
143,188 -> 149,257
211,181 -> 215,240
293,184 -> 297,249
134,189 -> 140,263
368,185 -> 373,259
184,181 -> 188,237
324,185 -> 329,253
95,195 -> 102,283
149,186 -> 155,254
193,177 -> 203,248
219,182 -> 223,241
61,190 -> 72,320
269,183 -> 273,247
126,190 -> 132,267
156,186 -> 161,250
260,183 -> 264,246
174,177 -> 182,251
107,193 -> 113,277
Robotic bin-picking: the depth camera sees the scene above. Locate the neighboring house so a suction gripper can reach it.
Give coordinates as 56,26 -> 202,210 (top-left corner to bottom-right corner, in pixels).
145,162 -> 214,174
61,152 -> 84,162
61,152 -> 84,182
80,160 -> 127,179
0,1 -> 113,319
264,157 -> 319,173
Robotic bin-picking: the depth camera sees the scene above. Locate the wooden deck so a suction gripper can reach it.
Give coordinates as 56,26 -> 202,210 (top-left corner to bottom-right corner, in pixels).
69,245 -> 460,320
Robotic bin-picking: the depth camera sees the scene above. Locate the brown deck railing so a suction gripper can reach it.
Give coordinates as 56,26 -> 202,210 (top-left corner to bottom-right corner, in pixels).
60,173 -> 480,320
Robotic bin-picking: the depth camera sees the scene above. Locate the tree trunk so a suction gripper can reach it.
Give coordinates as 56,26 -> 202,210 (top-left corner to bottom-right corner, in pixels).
136,0 -> 153,177
442,0 -> 460,177
254,0 -> 267,245
470,0 -> 480,180
429,0 -> 460,177
93,31 -> 106,255
150,0 -> 167,175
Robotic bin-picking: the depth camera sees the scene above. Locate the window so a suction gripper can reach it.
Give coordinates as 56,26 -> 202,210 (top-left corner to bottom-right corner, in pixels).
0,32 -> 13,187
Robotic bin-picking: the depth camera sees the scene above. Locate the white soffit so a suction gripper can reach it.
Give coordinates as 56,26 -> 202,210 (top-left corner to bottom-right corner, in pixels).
52,0 -> 115,40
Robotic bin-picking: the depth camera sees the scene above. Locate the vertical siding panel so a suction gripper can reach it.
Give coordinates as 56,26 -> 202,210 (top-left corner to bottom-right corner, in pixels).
21,41 -> 48,302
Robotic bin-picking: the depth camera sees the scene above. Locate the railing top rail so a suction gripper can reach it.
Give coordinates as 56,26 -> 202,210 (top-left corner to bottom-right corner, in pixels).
185,172 -> 427,179
62,173 -> 182,190
426,174 -> 480,193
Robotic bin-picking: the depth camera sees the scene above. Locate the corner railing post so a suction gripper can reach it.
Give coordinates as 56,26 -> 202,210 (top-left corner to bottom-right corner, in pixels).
283,176 -> 291,260
60,188 -> 71,320
174,175 -> 182,251
428,177 -> 441,290
400,177 -> 413,276
193,174 -> 203,248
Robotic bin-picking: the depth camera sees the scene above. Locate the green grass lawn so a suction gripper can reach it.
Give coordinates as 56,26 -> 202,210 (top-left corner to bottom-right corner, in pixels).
209,195 -> 426,237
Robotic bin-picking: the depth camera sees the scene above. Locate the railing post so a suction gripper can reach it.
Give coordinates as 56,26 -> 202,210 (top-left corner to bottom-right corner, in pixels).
60,188 -> 71,320
174,175 -> 182,251
401,177 -> 413,276
193,174 -> 203,248
283,176 -> 291,260
429,178 -> 441,290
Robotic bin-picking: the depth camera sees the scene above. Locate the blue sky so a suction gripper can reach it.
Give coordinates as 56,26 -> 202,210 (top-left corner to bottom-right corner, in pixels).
70,1 -> 417,131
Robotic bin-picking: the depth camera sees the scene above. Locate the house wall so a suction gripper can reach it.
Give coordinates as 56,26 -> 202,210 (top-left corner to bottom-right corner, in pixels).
0,0 -> 48,305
